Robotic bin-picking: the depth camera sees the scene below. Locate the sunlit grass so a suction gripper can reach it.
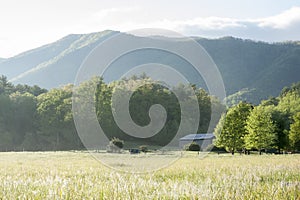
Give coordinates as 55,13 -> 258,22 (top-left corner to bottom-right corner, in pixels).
0,152 -> 299,199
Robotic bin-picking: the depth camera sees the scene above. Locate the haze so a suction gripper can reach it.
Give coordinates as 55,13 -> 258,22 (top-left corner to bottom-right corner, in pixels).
1,0 -> 300,58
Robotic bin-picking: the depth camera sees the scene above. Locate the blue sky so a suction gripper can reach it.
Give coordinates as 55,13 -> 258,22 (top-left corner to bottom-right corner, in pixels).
1,0 -> 300,57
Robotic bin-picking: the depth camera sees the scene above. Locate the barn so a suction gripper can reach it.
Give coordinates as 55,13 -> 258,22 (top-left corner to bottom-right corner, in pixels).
179,133 -> 215,150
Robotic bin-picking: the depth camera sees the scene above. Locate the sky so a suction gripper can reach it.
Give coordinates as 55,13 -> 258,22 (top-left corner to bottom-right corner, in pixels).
1,0 -> 300,58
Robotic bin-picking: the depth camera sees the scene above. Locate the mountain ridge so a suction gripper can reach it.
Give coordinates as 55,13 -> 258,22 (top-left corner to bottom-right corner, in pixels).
0,30 -> 299,104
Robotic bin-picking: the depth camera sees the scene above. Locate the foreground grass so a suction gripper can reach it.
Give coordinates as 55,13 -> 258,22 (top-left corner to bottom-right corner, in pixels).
0,152 -> 299,199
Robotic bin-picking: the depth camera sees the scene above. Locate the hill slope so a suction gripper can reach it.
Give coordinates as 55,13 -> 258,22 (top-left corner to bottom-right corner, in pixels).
198,37 -> 300,104
0,31 -> 299,103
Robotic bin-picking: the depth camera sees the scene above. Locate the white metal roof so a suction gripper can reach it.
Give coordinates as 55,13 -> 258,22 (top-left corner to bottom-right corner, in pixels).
179,133 -> 215,141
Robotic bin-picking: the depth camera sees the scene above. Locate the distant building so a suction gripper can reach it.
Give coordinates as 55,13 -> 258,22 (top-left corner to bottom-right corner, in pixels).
179,133 -> 215,150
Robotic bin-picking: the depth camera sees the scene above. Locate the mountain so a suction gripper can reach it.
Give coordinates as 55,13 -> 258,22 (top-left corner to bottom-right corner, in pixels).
0,31 -> 299,104
198,37 -> 300,104
0,30 -> 118,88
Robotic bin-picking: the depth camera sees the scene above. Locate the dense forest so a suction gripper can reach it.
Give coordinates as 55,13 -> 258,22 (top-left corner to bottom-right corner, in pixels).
0,71 -> 299,153
0,75 -> 225,151
215,82 -> 300,154
0,75 -> 80,151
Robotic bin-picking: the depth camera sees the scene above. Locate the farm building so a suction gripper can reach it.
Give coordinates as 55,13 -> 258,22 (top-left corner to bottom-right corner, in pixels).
179,133 -> 215,150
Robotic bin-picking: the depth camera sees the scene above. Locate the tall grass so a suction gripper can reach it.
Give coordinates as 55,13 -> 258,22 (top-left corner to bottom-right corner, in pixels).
0,152 -> 299,199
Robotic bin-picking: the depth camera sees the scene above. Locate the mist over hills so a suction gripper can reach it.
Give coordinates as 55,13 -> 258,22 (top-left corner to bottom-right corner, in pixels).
0,30 -> 299,104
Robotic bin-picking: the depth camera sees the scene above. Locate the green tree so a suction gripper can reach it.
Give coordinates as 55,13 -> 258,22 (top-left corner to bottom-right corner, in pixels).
214,102 -> 252,155
0,95 -> 13,150
37,85 -> 77,150
195,88 -> 212,133
245,105 -> 277,154
0,75 -> 14,95
13,84 -> 47,96
9,92 -> 37,148
289,112 -> 300,151
0,95 -> 12,130
276,83 -> 300,151
210,96 -> 226,132
0,130 -> 13,151
277,90 -> 300,115
270,109 -> 290,153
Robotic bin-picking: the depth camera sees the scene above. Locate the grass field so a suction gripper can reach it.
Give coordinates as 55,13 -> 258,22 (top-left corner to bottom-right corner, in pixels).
0,152 -> 299,199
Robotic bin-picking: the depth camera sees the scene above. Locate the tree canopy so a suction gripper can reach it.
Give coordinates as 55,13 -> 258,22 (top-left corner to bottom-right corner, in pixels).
0,75 -> 225,151
215,82 -> 300,154
214,102 -> 252,154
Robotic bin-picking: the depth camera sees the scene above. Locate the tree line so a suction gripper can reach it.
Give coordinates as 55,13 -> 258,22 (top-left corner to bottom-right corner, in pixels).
0,75 -> 81,151
0,75 -> 225,151
2,71 -> 298,153
215,82 -> 300,154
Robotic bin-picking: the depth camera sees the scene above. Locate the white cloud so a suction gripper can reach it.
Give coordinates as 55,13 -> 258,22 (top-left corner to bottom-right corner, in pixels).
1,5 -> 300,57
186,17 -> 246,30
162,6 -> 300,32
255,7 -> 300,29
134,6 -> 300,42
82,6 -> 300,42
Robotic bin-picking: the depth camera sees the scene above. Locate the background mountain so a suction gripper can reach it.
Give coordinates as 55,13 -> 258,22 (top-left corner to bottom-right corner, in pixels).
198,37 -> 300,105
0,30 -> 299,105
0,30 -> 117,88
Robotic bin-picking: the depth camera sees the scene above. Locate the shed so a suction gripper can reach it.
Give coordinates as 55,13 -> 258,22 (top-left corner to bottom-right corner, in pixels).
179,133 -> 215,150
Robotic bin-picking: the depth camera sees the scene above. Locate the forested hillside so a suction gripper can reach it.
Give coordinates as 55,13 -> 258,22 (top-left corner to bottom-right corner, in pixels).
0,31 -> 299,104
0,75 -> 225,151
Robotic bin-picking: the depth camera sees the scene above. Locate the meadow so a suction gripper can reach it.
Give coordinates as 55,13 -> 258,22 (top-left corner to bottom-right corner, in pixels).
0,152 -> 299,200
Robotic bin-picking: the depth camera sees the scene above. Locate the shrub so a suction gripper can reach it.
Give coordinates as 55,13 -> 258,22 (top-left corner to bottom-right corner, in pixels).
107,137 -> 124,153
139,145 -> 148,153
111,137 -> 124,149
204,144 -> 226,152
185,142 -> 200,151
